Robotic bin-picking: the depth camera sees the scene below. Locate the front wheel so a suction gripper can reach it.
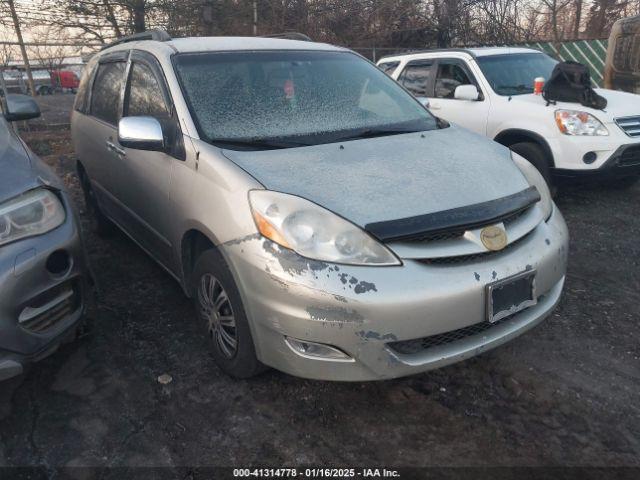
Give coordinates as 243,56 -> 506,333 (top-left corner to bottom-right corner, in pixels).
510,142 -> 554,191
192,249 -> 266,379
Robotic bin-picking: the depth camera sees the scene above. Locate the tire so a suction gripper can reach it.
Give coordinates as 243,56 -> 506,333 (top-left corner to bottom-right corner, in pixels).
192,249 -> 266,379
510,142 -> 554,189
77,165 -> 115,237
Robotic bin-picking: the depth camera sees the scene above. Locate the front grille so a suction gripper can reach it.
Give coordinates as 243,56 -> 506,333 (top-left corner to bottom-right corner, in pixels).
19,282 -> 79,333
404,205 -> 533,244
616,116 -> 640,138
618,145 -> 640,166
417,231 -> 528,265
388,316 -> 512,355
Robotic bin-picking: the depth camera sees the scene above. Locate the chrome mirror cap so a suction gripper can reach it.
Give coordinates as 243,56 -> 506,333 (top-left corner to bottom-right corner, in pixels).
118,116 -> 165,151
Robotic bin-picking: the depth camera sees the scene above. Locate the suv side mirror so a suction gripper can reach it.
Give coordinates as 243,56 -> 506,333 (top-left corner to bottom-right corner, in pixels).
118,116 -> 165,151
454,85 -> 480,101
4,94 -> 41,121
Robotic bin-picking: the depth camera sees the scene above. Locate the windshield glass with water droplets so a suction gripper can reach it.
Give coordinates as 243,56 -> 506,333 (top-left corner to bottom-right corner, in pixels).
173,50 -> 438,150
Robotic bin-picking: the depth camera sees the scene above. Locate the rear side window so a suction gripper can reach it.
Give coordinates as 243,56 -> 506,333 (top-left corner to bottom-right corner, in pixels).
378,61 -> 400,76
125,62 -> 169,117
90,62 -> 126,125
73,60 -> 97,113
399,61 -> 433,97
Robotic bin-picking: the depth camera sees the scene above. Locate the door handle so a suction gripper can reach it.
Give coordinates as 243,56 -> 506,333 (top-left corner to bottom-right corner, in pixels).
430,103 -> 441,110
112,145 -> 126,156
105,141 -> 126,156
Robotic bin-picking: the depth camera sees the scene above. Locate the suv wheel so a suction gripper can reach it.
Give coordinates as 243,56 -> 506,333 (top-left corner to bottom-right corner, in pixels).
510,142 -> 553,189
78,166 -> 115,236
192,249 -> 266,379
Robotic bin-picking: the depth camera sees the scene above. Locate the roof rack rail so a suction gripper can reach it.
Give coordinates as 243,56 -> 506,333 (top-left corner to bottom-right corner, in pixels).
262,32 -> 312,42
101,29 -> 172,50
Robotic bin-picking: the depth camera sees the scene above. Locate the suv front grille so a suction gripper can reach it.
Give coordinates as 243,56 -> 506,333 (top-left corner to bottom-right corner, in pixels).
616,116 -> 640,138
619,145 -> 640,166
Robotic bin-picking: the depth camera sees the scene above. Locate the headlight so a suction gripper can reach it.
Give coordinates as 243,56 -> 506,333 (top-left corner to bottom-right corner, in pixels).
0,189 -> 66,246
555,109 -> 608,136
249,190 -> 401,266
511,152 -> 553,220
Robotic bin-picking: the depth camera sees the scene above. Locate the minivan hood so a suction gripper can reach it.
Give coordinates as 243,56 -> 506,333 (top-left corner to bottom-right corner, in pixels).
511,89 -> 640,121
223,126 -> 530,227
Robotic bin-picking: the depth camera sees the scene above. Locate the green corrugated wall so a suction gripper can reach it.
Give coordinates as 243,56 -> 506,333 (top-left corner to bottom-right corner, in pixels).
520,40 -> 609,86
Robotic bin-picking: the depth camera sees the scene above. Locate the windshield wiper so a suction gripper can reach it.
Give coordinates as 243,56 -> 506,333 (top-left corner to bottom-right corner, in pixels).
496,84 -> 533,94
210,138 -> 309,150
332,127 -> 422,143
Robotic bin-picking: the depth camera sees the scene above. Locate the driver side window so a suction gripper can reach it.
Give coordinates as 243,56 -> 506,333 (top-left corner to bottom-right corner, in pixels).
434,61 -> 475,99
125,62 -> 170,118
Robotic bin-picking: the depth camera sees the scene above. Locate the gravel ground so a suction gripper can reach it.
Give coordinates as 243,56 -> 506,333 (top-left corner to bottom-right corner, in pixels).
0,95 -> 639,476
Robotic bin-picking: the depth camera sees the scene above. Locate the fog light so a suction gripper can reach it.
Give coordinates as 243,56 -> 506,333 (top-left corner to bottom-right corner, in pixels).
285,337 -> 353,362
46,250 -> 71,277
583,151 -> 597,164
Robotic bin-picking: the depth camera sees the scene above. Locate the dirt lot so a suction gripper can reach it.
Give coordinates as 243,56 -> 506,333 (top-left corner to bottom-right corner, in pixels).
1,95 -> 639,476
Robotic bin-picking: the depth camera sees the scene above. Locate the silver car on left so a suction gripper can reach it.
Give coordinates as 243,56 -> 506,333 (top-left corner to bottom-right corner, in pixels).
0,94 -> 90,382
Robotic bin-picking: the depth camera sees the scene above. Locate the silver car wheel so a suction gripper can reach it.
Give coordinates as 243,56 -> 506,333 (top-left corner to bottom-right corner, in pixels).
197,273 -> 238,359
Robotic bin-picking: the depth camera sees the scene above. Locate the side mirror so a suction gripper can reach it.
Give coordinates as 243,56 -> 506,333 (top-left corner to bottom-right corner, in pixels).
416,97 -> 430,109
454,85 -> 480,101
4,94 -> 41,121
118,116 -> 165,151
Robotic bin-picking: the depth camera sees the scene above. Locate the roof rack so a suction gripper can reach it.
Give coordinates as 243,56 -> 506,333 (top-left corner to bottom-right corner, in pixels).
101,29 -> 172,51
262,32 -> 312,42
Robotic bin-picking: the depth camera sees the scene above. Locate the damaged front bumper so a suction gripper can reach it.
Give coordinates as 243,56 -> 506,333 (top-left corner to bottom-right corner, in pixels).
222,207 -> 569,381
0,193 -> 89,382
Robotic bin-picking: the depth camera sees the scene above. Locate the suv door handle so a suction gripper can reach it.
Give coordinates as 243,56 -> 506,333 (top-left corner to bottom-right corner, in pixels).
430,103 -> 441,110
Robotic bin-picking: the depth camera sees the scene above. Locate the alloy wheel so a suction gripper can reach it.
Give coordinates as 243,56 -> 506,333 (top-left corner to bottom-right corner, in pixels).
197,273 -> 238,359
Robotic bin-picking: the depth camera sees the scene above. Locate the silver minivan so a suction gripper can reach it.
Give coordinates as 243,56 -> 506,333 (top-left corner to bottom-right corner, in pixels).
71,30 -> 568,381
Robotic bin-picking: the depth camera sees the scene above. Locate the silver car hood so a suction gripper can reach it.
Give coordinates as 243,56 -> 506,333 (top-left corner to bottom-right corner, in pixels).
223,126 -> 530,227
0,120 -> 61,203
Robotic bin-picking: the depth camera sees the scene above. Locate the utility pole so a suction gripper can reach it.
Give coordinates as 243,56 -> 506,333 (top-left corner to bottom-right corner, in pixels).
6,0 -> 36,96
252,0 -> 258,36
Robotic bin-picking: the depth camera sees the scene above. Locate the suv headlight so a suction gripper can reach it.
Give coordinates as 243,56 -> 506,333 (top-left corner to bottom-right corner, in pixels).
555,109 -> 608,136
0,189 -> 66,246
511,152 -> 553,220
249,190 -> 401,266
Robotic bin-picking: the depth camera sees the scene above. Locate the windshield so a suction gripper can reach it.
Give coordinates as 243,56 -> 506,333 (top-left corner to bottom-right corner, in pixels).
173,50 -> 438,150
477,53 -> 558,96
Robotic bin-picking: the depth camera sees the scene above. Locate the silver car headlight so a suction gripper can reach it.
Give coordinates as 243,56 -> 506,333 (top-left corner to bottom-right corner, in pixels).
249,190 -> 401,266
555,109 -> 608,136
0,189 -> 66,246
511,152 -> 553,220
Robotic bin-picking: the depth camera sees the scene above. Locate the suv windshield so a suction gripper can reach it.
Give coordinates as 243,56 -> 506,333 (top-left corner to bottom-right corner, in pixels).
173,50 -> 438,150
477,53 -> 558,96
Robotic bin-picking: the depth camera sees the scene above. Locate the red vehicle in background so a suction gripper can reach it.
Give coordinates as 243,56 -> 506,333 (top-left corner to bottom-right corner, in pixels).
50,70 -> 80,92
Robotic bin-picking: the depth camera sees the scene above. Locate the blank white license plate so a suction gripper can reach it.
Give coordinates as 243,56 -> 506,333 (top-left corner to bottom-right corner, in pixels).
486,270 -> 537,323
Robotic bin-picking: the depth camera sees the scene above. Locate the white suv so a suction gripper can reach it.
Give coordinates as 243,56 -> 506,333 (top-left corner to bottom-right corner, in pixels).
378,47 -> 640,186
